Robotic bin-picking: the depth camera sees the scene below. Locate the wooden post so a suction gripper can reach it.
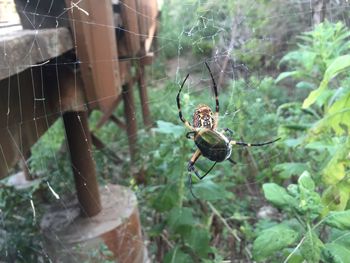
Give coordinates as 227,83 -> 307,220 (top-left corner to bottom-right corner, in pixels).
63,111 -> 101,217
137,63 -> 152,128
312,0 -> 328,25
21,150 -> 32,180
122,83 -> 137,160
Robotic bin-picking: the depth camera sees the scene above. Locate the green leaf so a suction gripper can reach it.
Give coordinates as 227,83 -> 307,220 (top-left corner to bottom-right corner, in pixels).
184,227 -> 211,258
275,71 -> 299,83
298,171 -> 315,191
151,185 -> 179,212
322,183 -> 350,213
302,85 -> 327,109
296,81 -> 315,90
324,55 -> 350,82
167,207 -> 195,234
302,55 -> 350,108
263,183 -> 296,208
192,179 -> 232,201
325,210 -> 350,230
164,246 -> 192,263
253,224 -> 299,261
153,120 -> 185,138
329,229 -> 350,248
297,172 -> 322,215
322,243 -> 350,263
300,231 -> 324,262
274,162 -> 309,179
314,91 -> 350,135
322,141 -> 350,185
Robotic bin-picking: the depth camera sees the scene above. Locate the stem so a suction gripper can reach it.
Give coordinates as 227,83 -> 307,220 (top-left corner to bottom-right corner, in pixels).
207,201 -> 241,242
283,236 -> 306,263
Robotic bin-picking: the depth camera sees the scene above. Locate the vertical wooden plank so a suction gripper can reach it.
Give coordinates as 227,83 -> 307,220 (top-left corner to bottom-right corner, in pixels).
122,82 -> 137,160
65,0 -> 121,112
137,63 -> 152,128
119,0 -> 141,56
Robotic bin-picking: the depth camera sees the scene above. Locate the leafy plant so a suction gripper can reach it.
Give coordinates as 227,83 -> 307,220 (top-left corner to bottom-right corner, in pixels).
257,20 -> 350,262
276,21 -> 350,212
0,182 -> 45,262
254,172 -> 350,262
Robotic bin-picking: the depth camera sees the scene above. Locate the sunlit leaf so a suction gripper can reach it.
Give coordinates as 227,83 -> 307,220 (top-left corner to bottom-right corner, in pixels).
322,183 -> 350,213
322,142 -> 350,185
275,71 -> 299,83
313,91 -> 350,135
302,85 -> 327,109
302,55 -> 350,108
323,55 -> 350,82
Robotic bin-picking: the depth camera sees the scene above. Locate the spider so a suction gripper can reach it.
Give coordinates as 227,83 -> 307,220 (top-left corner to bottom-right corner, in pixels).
176,62 -> 280,197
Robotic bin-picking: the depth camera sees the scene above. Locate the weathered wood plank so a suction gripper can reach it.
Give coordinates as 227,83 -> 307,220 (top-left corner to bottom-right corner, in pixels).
0,27 -> 73,80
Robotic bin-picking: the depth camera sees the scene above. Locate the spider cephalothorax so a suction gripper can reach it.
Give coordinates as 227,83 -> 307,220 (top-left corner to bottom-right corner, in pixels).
176,62 -> 280,197
193,104 -> 215,129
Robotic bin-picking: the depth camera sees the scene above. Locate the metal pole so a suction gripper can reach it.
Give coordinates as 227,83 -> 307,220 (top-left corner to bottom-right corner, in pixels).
63,111 -> 101,217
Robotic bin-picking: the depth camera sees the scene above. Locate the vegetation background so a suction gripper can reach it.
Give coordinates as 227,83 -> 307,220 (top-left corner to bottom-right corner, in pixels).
1,0 -> 350,262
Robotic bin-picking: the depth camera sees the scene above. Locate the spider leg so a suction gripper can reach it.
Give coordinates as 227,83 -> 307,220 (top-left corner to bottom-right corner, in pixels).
205,62 -> 219,129
228,158 -> 236,165
176,74 -> 195,131
230,137 -> 281,147
222,128 -> 234,137
188,161 -> 218,198
187,150 -> 218,198
187,149 -> 202,198
186,131 -> 196,140
188,173 -> 197,199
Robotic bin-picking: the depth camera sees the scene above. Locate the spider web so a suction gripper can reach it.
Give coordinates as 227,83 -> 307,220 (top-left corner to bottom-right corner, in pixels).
0,0 -> 350,262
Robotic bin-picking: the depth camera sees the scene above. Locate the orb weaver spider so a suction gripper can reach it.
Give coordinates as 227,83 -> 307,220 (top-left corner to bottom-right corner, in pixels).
176,62 -> 280,197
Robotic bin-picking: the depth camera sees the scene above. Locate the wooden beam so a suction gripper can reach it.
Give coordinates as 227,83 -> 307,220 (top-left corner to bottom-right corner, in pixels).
63,111 -> 101,217
65,0 -> 121,112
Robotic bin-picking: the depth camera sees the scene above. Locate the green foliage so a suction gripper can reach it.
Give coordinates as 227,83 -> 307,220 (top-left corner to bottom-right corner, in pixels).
257,21 -> 350,262
4,5 -> 350,263
253,224 -> 299,261
134,71 -> 284,261
277,21 -> 350,86
256,172 -> 350,262
276,21 -> 350,211
0,183 -> 44,262
159,0 -> 316,69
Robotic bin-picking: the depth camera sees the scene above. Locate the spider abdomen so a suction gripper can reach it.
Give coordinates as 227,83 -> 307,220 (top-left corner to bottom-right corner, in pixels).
194,129 -> 232,162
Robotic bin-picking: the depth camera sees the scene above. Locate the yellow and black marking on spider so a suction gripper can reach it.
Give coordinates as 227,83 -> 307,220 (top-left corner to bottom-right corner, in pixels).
176,62 -> 281,198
